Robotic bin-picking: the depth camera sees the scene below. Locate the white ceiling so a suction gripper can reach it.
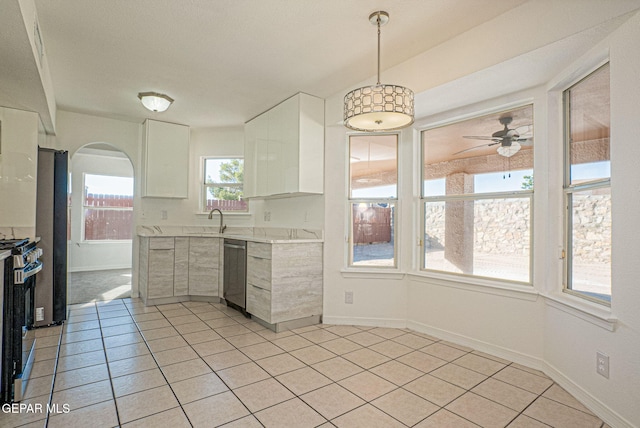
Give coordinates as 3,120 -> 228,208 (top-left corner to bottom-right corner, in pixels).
31,0 -> 530,128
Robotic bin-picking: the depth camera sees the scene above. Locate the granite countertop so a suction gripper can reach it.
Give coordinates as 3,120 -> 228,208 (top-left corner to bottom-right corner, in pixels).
136,226 -> 324,243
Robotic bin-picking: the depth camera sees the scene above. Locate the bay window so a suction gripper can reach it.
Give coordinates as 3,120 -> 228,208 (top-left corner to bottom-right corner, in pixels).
348,135 -> 398,267
421,105 -> 534,283
563,63 -> 611,304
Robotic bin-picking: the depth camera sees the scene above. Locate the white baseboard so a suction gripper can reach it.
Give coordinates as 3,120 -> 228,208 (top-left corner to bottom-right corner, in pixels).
67,265 -> 131,273
322,315 -> 407,329
322,315 -> 631,427
406,319 -> 547,373
542,362 -> 635,428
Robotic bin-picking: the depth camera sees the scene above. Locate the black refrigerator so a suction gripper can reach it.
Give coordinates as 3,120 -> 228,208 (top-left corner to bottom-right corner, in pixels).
34,148 -> 68,327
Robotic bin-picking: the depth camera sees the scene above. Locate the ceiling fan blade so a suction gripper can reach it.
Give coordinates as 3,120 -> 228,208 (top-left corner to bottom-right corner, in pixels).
453,141 -> 501,155
462,136 -> 502,141
515,124 -> 533,134
517,138 -> 534,146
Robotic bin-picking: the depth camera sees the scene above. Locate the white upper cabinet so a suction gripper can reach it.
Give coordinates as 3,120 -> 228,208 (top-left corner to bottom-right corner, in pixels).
244,93 -> 324,198
141,119 -> 190,198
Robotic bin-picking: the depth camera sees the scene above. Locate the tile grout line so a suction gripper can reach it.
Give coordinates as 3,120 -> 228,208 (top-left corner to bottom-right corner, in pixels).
121,301 -> 196,427
43,322 -> 64,428
96,301 -> 124,428
176,303 -> 268,427
57,300 -> 604,427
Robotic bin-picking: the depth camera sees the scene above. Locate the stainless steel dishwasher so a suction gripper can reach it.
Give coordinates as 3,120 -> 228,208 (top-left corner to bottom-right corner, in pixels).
223,239 -> 247,313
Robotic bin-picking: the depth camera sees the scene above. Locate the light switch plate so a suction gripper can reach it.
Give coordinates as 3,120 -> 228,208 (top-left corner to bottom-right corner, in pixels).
345,291 -> 353,304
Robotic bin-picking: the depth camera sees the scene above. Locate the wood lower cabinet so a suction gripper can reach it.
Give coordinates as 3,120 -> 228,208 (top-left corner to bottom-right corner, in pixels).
139,236 -> 221,304
139,237 -> 175,300
246,241 -> 322,327
174,237 -> 190,296
188,237 -> 220,296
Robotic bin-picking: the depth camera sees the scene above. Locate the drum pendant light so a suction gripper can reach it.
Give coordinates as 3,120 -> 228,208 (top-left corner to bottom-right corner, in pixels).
344,11 -> 414,132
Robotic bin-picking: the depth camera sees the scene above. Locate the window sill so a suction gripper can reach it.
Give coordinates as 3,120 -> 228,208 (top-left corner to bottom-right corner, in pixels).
542,292 -> 617,332
78,240 -> 133,244
407,271 -> 539,301
340,268 -> 405,280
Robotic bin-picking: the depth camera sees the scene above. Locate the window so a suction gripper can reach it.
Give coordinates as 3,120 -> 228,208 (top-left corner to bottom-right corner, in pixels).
348,134 -> 398,267
83,174 -> 133,241
563,63 -> 611,304
203,158 -> 247,212
421,105 -> 534,283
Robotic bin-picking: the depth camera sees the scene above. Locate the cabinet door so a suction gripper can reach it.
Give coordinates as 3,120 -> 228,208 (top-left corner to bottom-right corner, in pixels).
254,114 -> 269,197
243,118 -> 257,198
147,249 -> 175,299
142,120 -> 189,198
188,238 -> 220,296
267,102 -> 285,195
173,237 -> 189,296
279,95 -> 300,194
297,94 -> 325,194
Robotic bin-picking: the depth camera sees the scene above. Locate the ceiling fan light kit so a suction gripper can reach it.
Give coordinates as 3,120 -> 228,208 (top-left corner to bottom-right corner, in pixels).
455,115 -> 533,157
344,11 -> 414,132
138,92 -> 174,112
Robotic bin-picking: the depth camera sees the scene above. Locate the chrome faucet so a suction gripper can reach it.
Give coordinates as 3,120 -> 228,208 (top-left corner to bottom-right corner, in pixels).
208,208 -> 227,234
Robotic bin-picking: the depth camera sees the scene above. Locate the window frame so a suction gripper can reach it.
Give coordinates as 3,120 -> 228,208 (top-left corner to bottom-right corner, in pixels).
347,133 -> 399,269
562,63 -> 611,306
201,156 -> 248,213
419,107 -> 535,285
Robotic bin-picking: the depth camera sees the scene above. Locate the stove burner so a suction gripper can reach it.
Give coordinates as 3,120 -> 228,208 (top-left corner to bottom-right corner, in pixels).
0,239 -> 30,250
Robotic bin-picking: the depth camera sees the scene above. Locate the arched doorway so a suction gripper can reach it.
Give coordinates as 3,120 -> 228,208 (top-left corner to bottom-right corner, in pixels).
67,143 -> 134,304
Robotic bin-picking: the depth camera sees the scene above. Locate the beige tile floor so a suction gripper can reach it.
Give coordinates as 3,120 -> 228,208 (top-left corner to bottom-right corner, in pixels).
0,298 -> 610,428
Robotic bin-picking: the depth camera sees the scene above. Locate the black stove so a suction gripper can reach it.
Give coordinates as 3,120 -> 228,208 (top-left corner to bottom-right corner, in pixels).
0,239 -> 29,251
1,238 -> 43,402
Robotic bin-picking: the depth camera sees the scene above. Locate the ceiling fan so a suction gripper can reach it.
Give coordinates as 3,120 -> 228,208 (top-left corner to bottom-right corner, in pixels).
454,116 -> 533,157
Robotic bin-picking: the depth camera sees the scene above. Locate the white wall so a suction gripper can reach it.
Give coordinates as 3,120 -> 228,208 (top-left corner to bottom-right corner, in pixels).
0,107 -> 39,236
67,149 -> 134,272
539,13 -> 640,426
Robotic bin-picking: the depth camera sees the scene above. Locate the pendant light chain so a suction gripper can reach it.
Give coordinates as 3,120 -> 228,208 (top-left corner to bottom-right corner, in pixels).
376,12 -> 381,86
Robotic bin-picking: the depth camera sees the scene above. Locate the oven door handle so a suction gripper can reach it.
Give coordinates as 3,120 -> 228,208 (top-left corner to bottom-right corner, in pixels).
14,260 -> 43,284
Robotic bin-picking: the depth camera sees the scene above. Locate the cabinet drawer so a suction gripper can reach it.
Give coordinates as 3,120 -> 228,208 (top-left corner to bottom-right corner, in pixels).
246,283 -> 271,323
247,242 -> 271,259
247,256 -> 271,290
149,237 -> 175,250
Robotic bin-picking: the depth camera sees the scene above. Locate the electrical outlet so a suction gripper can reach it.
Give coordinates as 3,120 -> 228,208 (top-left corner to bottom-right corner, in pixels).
161,210 -> 168,220
596,351 -> 609,378
345,291 -> 354,304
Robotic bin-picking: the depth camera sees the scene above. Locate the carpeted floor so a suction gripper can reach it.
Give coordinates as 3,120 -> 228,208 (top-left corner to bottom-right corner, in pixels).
67,268 -> 132,304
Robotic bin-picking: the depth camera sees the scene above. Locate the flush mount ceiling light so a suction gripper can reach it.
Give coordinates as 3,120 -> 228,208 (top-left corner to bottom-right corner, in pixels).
344,11 -> 414,132
137,92 -> 174,112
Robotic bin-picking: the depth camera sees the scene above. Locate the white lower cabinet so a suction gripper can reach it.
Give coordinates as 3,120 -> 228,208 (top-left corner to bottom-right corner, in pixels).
246,241 -> 323,327
139,236 -> 221,304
